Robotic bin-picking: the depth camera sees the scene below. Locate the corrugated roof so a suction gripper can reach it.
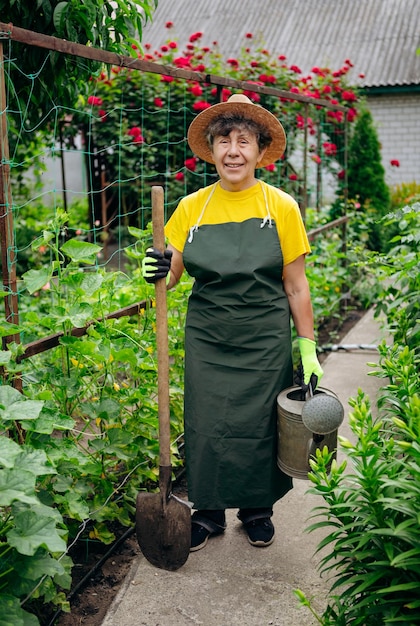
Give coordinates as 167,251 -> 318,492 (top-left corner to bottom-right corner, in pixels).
142,0 -> 420,88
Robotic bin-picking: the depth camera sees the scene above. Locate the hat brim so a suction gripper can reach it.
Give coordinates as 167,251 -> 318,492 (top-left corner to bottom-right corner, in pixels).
187,99 -> 286,168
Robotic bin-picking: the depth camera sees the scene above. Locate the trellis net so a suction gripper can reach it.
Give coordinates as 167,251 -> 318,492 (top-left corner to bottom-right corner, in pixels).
1,31 -> 349,295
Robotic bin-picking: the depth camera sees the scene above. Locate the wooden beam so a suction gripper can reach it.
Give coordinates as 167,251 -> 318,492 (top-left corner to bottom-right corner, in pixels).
17,300 -> 149,361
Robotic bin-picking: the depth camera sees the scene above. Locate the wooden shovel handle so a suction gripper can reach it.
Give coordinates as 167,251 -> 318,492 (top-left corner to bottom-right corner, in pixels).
152,186 -> 171,469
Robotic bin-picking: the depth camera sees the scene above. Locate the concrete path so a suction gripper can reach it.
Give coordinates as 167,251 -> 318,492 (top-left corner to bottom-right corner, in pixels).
102,308 -> 389,626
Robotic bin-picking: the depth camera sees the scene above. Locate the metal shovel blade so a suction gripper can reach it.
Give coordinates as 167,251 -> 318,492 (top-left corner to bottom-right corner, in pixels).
136,468 -> 191,571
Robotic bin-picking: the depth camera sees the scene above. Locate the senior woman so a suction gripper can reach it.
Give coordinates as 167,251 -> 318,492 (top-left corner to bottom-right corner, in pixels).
142,94 -> 323,552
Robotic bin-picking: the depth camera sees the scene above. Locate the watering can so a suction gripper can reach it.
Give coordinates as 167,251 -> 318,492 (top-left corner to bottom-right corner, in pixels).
276,385 -> 344,479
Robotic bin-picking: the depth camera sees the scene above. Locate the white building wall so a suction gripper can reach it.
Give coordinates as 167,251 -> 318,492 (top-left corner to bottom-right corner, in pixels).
366,92 -> 420,186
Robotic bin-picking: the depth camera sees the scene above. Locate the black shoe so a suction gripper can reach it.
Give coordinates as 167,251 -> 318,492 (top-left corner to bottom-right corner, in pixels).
243,517 -> 275,547
190,522 -> 212,552
190,521 -> 225,552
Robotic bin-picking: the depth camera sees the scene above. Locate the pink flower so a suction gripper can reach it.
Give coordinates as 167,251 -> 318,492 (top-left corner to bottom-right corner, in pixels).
154,97 -> 164,108
342,90 -> 357,102
189,31 -> 203,43
185,157 -> 197,171
265,163 -> 276,172
127,126 -> 144,143
290,65 -> 302,74
311,154 -> 322,164
175,172 -> 184,181
169,41 -> 177,49
128,126 -> 142,137
390,159 -> 400,167
161,75 -> 174,83
346,108 -> 357,123
88,95 -> 103,106
323,142 -> 337,156
174,56 -> 191,68
259,74 -> 276,84
193,101 -> 212,111
190,83 -> 203,96
243,90 -> 260,102
289,173 -> 298,181
278,54 -> 287,61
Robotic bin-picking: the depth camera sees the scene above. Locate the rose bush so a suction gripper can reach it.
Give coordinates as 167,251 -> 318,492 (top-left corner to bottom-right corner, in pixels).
71,26 -> 359,223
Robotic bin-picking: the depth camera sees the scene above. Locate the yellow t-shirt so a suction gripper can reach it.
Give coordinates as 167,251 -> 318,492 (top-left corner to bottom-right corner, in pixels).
165,180 -> 310,266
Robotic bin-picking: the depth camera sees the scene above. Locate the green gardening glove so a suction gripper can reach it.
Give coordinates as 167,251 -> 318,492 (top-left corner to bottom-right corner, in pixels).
297,337 -> 324,391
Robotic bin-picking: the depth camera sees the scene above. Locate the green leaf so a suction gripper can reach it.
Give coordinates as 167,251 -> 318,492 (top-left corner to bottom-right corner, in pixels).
0,385 -> 24,407
0,469 -> 39,506
21,268 -> 51,294
0,436 -> 21,468
81,272 -> 104,294
0,594 -> 40,626
60,238 -> 102,263
0,323 -> 24,338
68,302 -> 93,328
7,509 -> 67,556
0,350 -> 12,365
53,1 -> 68,32
1,399 -> 44,422
14,448 -> 56,476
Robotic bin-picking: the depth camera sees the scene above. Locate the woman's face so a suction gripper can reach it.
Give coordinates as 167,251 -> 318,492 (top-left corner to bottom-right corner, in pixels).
211,128 -> 267,192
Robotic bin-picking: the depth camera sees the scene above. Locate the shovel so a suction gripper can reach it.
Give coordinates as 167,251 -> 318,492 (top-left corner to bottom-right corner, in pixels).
136,186 -> 191,571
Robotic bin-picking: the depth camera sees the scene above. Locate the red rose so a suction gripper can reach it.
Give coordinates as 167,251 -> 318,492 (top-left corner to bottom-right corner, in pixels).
323,142 -> 337,156
189,32 -> 203,43
193,101 -> 212,111
342,90 -> 357,102
390,159 -> 400,167
185,157 -> 197,171
88,95 -> 103,106
175,172 -> 185,181
190,83 -> 203,96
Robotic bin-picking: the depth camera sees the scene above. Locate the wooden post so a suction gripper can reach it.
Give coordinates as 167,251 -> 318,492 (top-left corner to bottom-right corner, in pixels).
0,42 -> 22,392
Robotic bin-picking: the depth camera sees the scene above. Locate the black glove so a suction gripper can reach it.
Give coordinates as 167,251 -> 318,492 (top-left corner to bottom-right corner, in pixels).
294,362 -> 319,400
141,247 -> 172,284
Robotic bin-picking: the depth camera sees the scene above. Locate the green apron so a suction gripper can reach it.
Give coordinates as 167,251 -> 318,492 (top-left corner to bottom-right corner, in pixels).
182,204 -> 293,510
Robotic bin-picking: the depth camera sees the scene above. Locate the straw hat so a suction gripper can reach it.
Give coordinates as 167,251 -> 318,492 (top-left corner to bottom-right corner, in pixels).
187,94 -> 286,168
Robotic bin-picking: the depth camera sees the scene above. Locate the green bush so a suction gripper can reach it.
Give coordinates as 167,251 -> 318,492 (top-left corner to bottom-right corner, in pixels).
301,343 -> 420,625
296,199 -> 420,624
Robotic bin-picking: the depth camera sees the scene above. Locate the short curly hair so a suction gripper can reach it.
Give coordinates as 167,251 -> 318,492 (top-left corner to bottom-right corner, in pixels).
205,115 -> 273,152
